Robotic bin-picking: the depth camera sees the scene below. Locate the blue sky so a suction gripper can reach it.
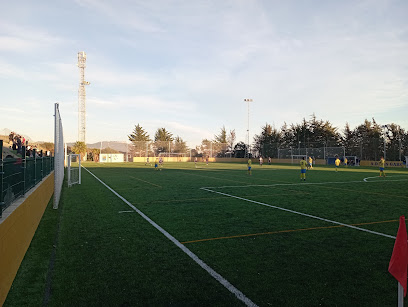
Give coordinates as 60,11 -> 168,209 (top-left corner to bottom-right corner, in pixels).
1,0 -> 407,147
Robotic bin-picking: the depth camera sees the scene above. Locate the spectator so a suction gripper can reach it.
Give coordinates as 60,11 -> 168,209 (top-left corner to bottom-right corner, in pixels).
9,131 -> 14,146
16,135 -> 22,155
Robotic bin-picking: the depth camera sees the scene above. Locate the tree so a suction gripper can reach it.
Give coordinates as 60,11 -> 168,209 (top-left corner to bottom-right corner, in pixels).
173,136 -> 188,153
227,129 -> 236,152
213,126 -> 229,157
382,124 -> 406,161
196,139 -> 211,157
72,141 -> 87,158
154,128 -> 173,154
353,119 -> 382,160
87,148 -> 100,162
342,123 -> 358,156
233,141 -> 248,158
102,147 -> 119,154
253,123 -> 281,158
214,126 -> 227,144
128,124 -> 150,157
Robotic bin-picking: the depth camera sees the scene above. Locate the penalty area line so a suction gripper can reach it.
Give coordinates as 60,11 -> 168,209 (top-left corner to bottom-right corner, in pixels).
82,166 -> 258,307
200,187 -> 396,240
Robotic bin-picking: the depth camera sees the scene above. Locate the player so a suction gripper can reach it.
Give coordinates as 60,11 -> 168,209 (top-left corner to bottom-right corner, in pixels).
308,156 -> 313,170
379,156 -> 386,177
154,158 -> 159,170
300,157 -> 307,181
145,157 -> 151,166
335,157 -> 341,172
259,156 -> 263,167
344,157 -> 348,167
194,157 -> 198,168
206,156 -> 209,165
268,157 -> 271,165
247,158 -> 252,175
159,157 -> 163,168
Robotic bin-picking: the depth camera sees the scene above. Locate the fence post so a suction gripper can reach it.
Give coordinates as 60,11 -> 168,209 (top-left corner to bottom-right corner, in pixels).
0,140 -> 3,218
33,149 -> 37,184
41,150 -> 44,179
22,145 -> 26,195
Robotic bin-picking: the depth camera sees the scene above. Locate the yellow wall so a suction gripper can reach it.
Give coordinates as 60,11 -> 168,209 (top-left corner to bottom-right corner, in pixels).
0,173 -> 54,306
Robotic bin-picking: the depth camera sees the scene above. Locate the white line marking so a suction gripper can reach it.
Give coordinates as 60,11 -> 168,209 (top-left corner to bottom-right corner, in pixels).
203,178 -> 408,189
118,210 -> 134,213
83,167 -> 257,307
200,187 -> 396,240
363,175 -> 408,182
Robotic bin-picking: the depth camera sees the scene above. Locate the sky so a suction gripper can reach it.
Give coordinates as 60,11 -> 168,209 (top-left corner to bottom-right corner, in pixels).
1,0 -> 407,147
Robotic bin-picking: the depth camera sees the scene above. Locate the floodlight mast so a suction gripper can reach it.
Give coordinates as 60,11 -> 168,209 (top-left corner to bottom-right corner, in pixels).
78,51 -> 90,144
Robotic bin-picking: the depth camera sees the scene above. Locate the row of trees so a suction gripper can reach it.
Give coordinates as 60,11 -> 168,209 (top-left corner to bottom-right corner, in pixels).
128,117 -> 408,161
253,115 -> 408,161
128,125 -> 188,156
66,117 -> 406,161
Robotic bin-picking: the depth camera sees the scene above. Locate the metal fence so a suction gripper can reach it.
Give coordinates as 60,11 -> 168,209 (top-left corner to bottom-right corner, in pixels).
260,140 -> 408,162
129,141 -> 232,158
0,140 -> 54,217
260,144 -> 345,160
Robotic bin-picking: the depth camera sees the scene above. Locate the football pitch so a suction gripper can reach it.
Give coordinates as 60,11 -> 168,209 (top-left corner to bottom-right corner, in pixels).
6,162 -> 408,306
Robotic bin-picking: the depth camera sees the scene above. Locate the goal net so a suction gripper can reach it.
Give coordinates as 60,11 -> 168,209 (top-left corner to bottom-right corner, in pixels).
345,156 -> 359,166
53,103 -> 64,209
291,155 -> 308,164
68,154 -> 81,187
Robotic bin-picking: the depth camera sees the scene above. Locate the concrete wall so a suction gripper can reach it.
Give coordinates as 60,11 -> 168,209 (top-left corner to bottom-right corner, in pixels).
0,173 -> 54,306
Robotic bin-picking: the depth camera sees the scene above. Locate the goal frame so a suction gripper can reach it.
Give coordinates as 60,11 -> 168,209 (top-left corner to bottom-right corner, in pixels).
345,156 -> 359,166
68,154 -> 81,187
291,154 -> 308,164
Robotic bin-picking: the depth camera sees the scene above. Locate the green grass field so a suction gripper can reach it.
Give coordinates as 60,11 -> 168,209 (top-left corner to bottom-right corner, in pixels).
5,162 -> 408,306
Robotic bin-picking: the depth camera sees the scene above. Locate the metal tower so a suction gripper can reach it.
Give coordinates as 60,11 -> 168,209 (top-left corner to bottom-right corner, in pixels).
77,51 -> 90,143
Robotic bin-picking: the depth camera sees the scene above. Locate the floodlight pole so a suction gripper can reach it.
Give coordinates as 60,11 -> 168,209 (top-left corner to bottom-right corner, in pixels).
244,99 -> 253,157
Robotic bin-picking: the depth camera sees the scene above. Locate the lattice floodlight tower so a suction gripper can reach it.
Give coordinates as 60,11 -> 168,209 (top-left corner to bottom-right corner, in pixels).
78,51 -> 90,144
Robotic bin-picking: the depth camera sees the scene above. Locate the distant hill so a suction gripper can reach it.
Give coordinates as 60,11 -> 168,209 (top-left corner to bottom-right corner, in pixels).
67,141 -> 130,153
0,128 -> 33,143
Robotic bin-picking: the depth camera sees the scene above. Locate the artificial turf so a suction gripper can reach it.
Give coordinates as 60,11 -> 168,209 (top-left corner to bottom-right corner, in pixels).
5,161 -> 408,306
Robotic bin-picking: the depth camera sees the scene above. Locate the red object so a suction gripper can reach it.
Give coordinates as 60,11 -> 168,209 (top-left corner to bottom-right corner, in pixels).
388,216 -> 408,296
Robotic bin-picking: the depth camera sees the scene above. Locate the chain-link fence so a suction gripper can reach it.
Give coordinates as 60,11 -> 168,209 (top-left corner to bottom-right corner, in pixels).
129,141 -> 232,158
260,139 -> 408,162
129,138 -> 408,163
0,140 -> 54,217
260,143 -> 345,160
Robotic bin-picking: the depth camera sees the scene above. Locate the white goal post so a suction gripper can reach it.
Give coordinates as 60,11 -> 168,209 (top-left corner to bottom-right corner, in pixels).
345,156 -> 359,166
68,154 -> 81,187
291,154 -> 308,164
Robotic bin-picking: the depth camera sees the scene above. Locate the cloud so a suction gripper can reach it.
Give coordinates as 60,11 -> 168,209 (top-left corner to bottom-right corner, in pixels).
0,106 -> 25,113
74,0 -> 164,32
87,95 -> 195,113
0,22 -> 69,53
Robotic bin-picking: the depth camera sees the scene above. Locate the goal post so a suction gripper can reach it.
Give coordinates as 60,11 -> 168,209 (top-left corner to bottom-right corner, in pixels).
291,154 -> 308,164
67,154 -> 81,187
345,156 -> 359,166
